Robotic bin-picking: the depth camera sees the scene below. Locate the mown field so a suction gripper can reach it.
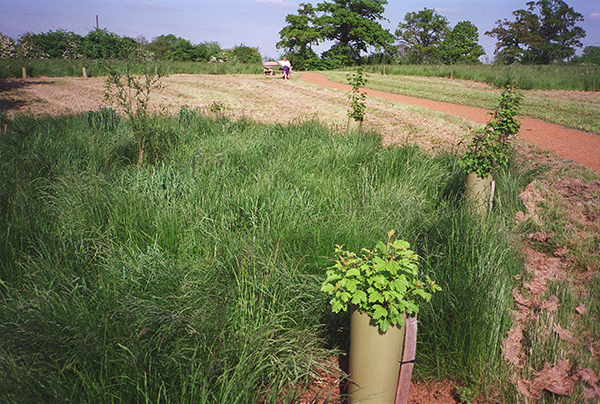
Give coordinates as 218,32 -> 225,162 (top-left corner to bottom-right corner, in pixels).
1,64 -> 599,404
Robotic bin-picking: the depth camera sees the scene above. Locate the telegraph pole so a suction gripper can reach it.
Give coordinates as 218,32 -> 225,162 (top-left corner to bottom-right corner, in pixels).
96,15 -> 99,29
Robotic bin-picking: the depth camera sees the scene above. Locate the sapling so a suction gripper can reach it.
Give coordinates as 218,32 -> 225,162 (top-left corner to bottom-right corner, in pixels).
104,53 -> 166,169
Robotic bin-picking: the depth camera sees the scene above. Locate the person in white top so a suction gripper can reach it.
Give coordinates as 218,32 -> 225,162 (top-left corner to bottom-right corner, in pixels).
280,57 -> 292,80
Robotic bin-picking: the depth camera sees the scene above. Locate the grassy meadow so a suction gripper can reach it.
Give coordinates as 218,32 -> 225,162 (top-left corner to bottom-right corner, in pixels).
362,63 -> 600,92
2,59 -> 599,91
2,60 -> 600,403
0,59 -> 262,79
0,107 -> 532,403
325,69 -> 600,135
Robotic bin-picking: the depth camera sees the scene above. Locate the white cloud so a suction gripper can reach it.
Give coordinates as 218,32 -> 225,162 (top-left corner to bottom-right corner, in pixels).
590,13 -> 600,19
256,0 -> 296,8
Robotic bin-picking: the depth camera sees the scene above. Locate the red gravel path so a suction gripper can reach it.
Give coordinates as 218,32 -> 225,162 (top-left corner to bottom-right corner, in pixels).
299,72 -> 600,175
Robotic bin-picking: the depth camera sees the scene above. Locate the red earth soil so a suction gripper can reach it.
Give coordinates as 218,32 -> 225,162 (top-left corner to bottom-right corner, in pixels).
298,72 -> 600,175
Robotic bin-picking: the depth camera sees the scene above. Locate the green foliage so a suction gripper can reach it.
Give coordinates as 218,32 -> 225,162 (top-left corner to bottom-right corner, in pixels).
0,111 -> 528,402
438,21 -> 485,64
456,385 -> 476,404
357,62 -> 600,93
83,28 -> 131,59
460,87 -> 523,177
395,8 -> 450,64
0,32 -> 17,59
86,107 -> 119,131
485,0 -> 586,64
321,231 -> 441,333
316,0 -> 394,65
145,34 -> 222,62
277,3 -> 321,70
103,57 -> 166,168
4,28 -> 229,63
347,66 -> 368,120
489,87 -> 523,136
278,0 -> 393,66
571,45 -> 600,65
231,44 -> 262,64
24,29 -> 83,59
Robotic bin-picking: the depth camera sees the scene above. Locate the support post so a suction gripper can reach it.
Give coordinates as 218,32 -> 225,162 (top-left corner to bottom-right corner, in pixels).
395,317 -> 418,404
22,67 -> 27,79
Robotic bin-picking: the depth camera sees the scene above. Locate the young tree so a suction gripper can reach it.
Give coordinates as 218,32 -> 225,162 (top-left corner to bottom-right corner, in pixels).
395,8 -> 450,64
277,3 -> 321,69
486,0 -> 585,64
438,21 -> 485,64
315,0 -> 394,66
104,55 -> 165,169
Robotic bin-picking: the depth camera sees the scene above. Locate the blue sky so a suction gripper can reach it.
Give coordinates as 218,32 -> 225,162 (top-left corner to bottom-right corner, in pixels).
1,0 -> 599,61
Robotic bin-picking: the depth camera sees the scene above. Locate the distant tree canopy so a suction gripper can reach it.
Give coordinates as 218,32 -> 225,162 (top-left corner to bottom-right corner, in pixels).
571,46 -> 600,65
2,2 -> 592,68
316,0 -> 394,66
486,0 -> 586,64
0,28 -> 225,62
147,35 -> 221,62
277,3 -> 321,70
438,21 -> 485,64
278,4 -> 486,68
278,0 -> 394,68
393,9 -> 485,65
395,8 -> 450,64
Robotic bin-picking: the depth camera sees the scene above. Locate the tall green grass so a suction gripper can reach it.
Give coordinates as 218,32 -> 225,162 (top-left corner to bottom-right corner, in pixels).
0,111 -> 528,402
0,59 -> 262,79
362,64 -> 600,91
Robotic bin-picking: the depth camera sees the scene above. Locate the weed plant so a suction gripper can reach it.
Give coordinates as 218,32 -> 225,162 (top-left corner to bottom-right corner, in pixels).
0,111 -> 528,402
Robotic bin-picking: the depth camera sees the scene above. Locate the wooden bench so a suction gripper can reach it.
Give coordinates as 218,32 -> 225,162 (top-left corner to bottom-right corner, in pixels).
262,61 -> 292,78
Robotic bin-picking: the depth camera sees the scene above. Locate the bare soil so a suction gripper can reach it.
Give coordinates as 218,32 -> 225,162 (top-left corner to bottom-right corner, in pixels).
1,72 -> 599,404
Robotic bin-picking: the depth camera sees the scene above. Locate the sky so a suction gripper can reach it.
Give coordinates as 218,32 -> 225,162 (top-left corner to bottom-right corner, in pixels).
1,0 -> 599,61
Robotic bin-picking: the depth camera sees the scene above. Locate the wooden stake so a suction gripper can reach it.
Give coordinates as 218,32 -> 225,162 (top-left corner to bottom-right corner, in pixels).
22,67 -> 27,79
395,317 -> 418,404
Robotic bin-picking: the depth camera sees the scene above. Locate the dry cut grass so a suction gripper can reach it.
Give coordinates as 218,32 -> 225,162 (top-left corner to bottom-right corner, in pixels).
0,73 -> 478,152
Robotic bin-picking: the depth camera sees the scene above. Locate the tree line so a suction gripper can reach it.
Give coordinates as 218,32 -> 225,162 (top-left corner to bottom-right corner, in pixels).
277,0 -> 598,69
1,0 -> 599,68
0,28 -> 262,64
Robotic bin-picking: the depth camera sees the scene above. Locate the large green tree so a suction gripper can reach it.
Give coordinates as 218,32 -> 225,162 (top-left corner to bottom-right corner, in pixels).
395,8 -> 450,64
277,3 -> 321,69
278,0 -> 393,67
316,0 -> 394,66
486,0 -> 585,64
438,21 -> 485,64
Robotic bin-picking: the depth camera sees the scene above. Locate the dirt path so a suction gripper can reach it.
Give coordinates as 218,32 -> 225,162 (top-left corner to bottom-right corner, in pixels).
299,72 -> 600,175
